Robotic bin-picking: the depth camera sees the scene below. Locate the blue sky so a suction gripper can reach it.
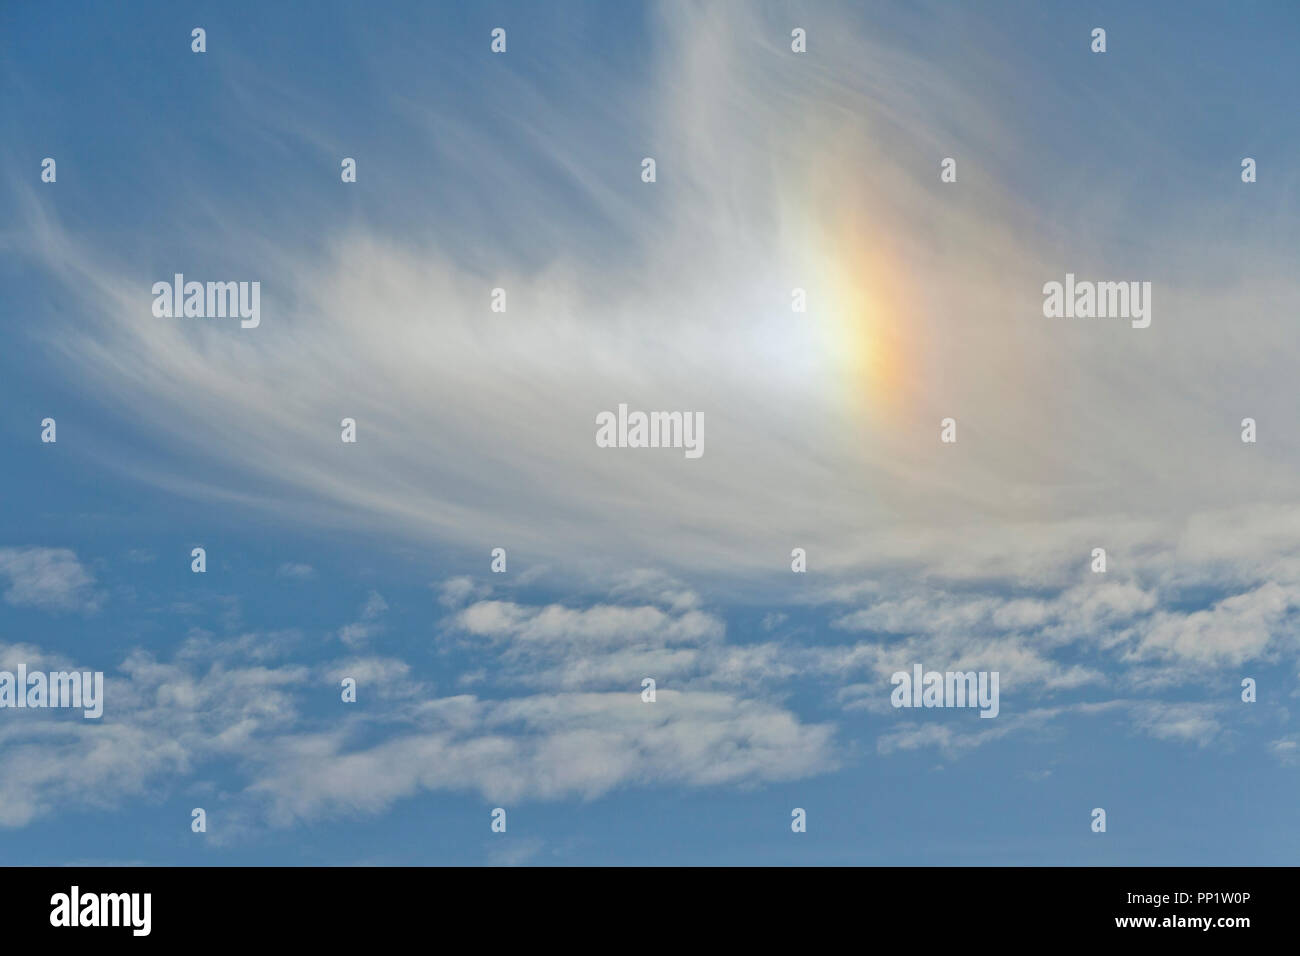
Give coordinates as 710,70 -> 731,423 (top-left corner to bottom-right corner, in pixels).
1,0 -> 1299,865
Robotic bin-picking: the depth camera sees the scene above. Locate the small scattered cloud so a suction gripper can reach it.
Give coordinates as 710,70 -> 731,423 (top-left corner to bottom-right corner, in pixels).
339,591 -> 388,648
436,575 -> 486,609
0,547 -> 102,613
1270,735 -> 1300,765
486,836 -> 545,867
276,562 -> 316,580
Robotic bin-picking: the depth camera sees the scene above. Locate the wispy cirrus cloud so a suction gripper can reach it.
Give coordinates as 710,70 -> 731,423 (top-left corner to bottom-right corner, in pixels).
8,2 -> 1297,582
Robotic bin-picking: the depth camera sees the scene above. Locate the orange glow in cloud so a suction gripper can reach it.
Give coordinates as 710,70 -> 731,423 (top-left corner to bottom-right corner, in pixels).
812,215 -> 913,421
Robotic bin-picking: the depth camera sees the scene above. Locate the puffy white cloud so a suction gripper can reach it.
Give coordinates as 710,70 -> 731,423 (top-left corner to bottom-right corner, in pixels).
452,599 -> 723,648
247,689 -> 837,824
1133,582 -> 1297,667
